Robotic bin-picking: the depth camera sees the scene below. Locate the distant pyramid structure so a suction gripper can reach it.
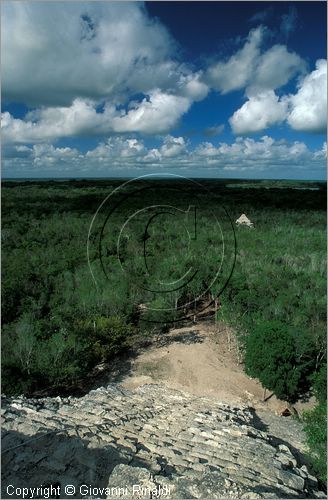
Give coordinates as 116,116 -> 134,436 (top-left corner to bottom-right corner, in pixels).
235,214 -> 254,227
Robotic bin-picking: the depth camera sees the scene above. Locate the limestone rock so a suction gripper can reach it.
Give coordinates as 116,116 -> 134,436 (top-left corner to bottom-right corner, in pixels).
1,384 -> 325,499
236,214 -> 254,227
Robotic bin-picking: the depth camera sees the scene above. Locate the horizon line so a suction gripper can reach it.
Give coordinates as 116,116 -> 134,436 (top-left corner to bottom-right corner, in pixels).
2,177 -> 327,182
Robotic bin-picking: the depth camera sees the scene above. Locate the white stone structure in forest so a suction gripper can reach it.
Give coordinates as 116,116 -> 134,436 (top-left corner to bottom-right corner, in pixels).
236,214 -> 254,227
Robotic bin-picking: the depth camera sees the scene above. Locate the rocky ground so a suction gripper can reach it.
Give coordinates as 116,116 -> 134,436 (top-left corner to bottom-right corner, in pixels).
1,383 -> 326,499
1,322 -> 326,499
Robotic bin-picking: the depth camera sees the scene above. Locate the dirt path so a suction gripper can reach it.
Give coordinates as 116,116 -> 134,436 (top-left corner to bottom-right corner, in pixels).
121,322 -> 315,415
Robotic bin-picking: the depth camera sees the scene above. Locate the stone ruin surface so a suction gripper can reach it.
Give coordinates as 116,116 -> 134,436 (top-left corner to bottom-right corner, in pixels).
235,214 -> 254,227
1,384 -> 326,499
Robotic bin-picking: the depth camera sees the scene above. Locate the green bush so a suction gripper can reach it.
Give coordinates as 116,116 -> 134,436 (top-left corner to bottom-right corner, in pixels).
302,364 -> 327,484
34,329 -> 87,387
303,401 -> 327,483
244,320 -> 316,402
311,364 -> 327,403
76,315 -> 136,362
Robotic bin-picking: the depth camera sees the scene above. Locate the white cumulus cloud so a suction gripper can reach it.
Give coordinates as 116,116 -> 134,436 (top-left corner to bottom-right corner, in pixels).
206,27 -> 264,94
230,59 -> 326,135
229,91 -> 288,134
206,26 -> 305,95
159,136 -> 187,158
111,91 -> 191,134
2,2 -> 177,106
192,135 -> 324,173
249,44 -> 305,94
1,0 -> 208,139
86,137 -> 146,162
287,59 -> 327,133
3,135 -> 326,178
1,91 -> 193,143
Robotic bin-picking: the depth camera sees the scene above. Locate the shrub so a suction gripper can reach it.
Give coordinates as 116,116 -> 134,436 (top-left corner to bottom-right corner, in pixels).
12,314 -> 39,376
244,320 -> 316,402
34,329 -> 87,386
76,315 -> 136,362
303,401 -> 327,483
311,364 -> 327,403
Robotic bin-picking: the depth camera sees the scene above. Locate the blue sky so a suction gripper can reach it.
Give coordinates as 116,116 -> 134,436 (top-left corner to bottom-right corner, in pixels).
1,1 -> 327,179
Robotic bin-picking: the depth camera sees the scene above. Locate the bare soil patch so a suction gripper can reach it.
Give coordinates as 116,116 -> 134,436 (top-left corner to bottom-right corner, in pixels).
121,321 -> 315,415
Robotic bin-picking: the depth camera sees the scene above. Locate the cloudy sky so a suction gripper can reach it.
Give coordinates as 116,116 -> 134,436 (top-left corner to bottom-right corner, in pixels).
2,1 -> 327,179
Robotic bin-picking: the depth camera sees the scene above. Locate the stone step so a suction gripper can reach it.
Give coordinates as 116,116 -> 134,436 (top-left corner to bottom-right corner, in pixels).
1,384 -> 324,499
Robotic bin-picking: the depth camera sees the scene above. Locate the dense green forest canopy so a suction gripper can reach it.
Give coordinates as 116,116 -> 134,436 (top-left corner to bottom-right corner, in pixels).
1,178 -> 327,481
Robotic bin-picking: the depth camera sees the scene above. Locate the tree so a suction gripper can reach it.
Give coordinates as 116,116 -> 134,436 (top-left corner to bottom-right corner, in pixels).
76,315 -> 136,362
303,365 -> 327,484
244,320 -> 313,402
303,402 -> 327,483
311,364 -> 327,403
14,314 -> 38,375
35,329 -> 85,386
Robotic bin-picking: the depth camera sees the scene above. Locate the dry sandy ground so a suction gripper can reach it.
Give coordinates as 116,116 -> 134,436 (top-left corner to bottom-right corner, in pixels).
121,322 -> 315,415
